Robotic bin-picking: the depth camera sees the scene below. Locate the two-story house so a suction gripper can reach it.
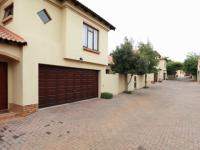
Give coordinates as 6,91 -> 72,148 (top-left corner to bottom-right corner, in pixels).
154,56 -> 167,82
197,59 -> 200,83
0,0 -> 115,116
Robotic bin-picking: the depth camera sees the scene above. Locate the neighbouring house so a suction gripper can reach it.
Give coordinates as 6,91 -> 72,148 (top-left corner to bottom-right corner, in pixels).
131,49 -> 167,83
106,55 -> 114,74
197,59 -> 200,83
176,70 -> 185,78
0,0 -> 115,117
155,57 -> 167,82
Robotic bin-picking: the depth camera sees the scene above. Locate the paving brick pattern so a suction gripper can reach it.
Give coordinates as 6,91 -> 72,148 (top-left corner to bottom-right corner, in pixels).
0,81 -> 200,150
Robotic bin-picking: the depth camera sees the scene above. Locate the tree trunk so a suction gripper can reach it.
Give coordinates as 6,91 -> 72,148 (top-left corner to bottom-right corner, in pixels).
125,74 -> 128,91
145,74 -> 147,88
128,74 -> 134,85
125,74 -> 134,92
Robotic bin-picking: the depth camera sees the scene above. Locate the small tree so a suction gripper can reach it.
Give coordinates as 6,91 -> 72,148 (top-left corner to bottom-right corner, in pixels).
167,60 -> 183,77
111,37 -> 138,91
138,42 -> 160,88
184,52 -> 200,77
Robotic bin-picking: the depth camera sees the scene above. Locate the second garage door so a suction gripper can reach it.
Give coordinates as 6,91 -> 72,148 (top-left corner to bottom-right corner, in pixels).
39,64 -> 98,108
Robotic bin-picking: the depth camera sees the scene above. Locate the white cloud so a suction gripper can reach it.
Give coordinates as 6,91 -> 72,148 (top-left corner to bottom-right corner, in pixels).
79,0 -> 200,61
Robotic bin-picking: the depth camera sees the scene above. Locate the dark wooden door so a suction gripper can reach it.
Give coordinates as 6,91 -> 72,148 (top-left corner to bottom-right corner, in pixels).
39,64 -> 98,108
163,73 -> 166,80
154,73 -> 158,82
0,62 -> 8,111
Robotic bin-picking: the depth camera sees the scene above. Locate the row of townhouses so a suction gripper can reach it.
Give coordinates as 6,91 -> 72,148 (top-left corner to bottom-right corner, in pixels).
0,0 -> 167,119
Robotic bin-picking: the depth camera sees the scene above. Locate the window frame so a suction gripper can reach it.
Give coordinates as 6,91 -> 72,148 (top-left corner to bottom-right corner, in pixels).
37,9 -> 52,24
83,23 -> 99,52
3,3 -> 14,19
2,3 -> 14,25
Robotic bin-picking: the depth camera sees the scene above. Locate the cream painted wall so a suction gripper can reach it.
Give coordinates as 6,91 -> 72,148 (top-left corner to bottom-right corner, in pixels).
157,59 -> 167,80
136,75 -> 145,89
63,7 -> 108,65
0,0 -> 23,34
0,43 -> 23,106
176,70 -> 185,78
0,44 -> 21,61
103,74 -> 126,95
147,73 -> 154,83
158,59 -> 167,71
103,73 -> 153,95
103,74 -> 121,95
127,75 -> 135,91
0,0 -> 110,105
128,74 -> 153,90
0,0 -> 13,28
118,74 -> 126,93
0,0 -> 111,106
0,56 -> 23,106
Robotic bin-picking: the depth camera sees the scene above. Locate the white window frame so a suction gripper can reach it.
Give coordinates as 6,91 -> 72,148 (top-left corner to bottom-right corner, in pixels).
83,23 -> 99,51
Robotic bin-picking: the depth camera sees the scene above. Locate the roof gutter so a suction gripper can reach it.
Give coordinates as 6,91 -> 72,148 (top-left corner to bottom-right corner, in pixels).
60,0 -> 116,30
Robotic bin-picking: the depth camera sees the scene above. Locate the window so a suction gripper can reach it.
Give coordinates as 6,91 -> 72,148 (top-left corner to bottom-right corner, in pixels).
37,9 -> 51,24
106,69 -> 110,74
83,23 -> 99,51
3,3 -> 14,19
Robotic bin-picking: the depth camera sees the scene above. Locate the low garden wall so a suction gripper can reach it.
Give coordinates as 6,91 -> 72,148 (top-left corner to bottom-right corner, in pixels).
102,74 -> 126,95
103,73 -> 154,95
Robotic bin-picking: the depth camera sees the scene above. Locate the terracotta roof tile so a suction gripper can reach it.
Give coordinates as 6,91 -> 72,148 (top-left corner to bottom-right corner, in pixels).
0,25 -> 27,46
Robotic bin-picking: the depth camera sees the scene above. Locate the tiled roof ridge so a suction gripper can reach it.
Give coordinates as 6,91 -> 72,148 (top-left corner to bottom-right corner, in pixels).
0,25 -> 27,45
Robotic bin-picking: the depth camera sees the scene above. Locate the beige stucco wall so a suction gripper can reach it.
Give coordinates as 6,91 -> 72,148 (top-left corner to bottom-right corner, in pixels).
103,73 -> 154,95
176,70 -> 185,78
147,73 -> 154,83
158,59 -> 167,71
0,55 -> 23,106
1,0 -> 111,106
0,41 -> 23,105
157,59 -> 167,80
0,0 -> 15,30
118,74 -> 126,93
136,75 -> 145,89
103,74 -> 128,95
0,44 -> 21,61
63,8 -> 108,65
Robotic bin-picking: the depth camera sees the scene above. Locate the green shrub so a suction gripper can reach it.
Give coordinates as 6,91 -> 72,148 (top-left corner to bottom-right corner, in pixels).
101,92 -> 113,99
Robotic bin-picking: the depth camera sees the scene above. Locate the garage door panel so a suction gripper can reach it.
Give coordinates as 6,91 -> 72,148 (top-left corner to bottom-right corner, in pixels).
39,65 -> 98,108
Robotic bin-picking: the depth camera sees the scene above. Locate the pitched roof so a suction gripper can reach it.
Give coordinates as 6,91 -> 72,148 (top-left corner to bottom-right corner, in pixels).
61,0 -> 115,30
0,25 -> 27,46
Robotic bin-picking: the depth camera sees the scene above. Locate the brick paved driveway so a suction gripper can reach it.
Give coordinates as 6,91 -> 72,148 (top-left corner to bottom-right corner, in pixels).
1,81 -> 200,150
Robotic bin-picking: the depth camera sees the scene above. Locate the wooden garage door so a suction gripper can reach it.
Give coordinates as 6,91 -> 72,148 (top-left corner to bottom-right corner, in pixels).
0,62 -> 8,111
39,64 -> 98,108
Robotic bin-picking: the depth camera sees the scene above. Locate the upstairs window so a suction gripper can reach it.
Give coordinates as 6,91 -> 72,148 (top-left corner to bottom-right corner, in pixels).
83,23 -> 99,51
2,3 -> 14,25
37,9 -> 51,24
3,3 -> 14,19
